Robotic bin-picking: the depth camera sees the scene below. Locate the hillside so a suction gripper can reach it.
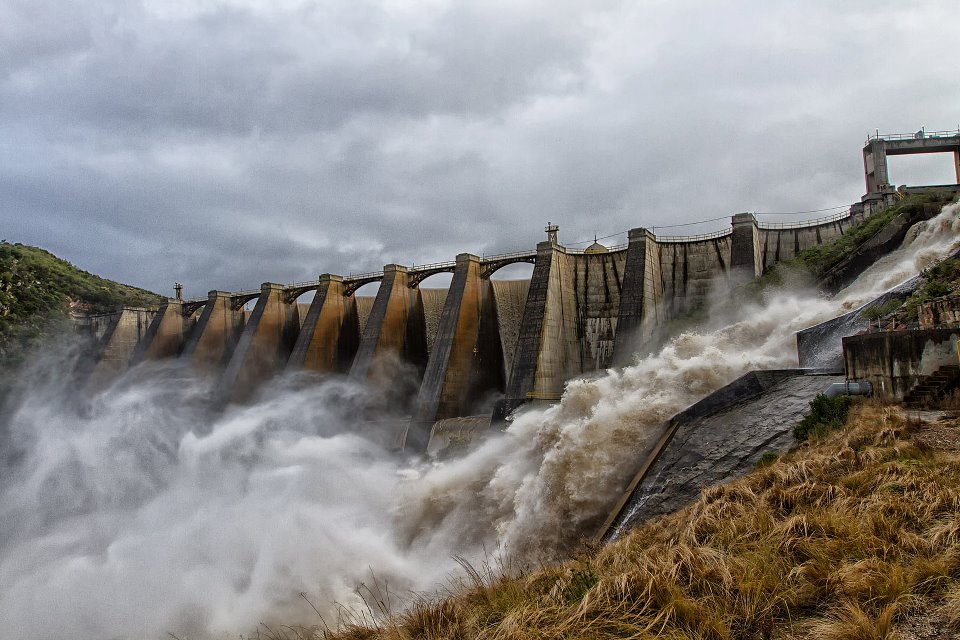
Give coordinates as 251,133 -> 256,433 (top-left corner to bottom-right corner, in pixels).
0,242 -> 163,388
287,403 -> 960,640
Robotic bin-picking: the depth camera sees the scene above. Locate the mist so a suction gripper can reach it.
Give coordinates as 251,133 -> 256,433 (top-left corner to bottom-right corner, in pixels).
0,203 -> 957,639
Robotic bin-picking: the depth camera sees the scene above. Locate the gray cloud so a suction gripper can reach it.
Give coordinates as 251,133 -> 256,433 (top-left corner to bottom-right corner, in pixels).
1,0 -> 958,297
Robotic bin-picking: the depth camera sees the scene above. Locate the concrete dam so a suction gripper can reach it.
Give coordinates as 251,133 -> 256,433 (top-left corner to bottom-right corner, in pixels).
82,206 -> 875,450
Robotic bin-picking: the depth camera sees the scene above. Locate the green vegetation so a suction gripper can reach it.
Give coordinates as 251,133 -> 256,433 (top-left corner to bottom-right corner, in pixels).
860,298 -> 902,321
796,192 -> 952,277
794,393 -> 854,441
286,405 -> 960,640
0,242 -> 162,388
902,256 -> 960,320
754,450 -> 780,468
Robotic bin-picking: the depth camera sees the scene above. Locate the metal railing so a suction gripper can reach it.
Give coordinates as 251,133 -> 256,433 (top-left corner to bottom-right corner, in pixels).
287,279 -> 321,289
655,227 -> 732,243
344,270 -> 384,281
480,249 -> 537,263
864,319 -> 919,333
409,260 -> 456,272
866,128 -> 960,143
756,209 -> 851,230
566,242 -> 629,254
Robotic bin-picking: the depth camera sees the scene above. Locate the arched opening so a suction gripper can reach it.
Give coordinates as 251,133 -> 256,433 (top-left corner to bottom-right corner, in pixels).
488,261 -> 534,280
349,281 -> 381,338
413,271 -> 454,360
288,288 -> 317,330
413,271 -> 454,288
485,262 -> 533,390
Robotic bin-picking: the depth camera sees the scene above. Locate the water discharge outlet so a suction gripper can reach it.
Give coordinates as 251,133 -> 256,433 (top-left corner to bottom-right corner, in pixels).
823,380 -> 873,398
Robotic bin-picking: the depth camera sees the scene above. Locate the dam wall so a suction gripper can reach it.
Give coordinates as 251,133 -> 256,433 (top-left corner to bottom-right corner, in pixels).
574,247 -> 627,370
490,279 -> 530,379
101,203 -> 885,450
758,215 -> 856,267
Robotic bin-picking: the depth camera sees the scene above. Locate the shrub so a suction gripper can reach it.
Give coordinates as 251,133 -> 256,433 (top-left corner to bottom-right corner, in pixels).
794,393 -> 853,441
861,298 -> 903,321
755,450 -> 780,468
902,256 -> 960,319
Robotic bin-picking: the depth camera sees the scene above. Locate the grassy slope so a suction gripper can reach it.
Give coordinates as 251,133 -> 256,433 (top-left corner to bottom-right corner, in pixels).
0,242 -> 164,378
289,405 -> 960,640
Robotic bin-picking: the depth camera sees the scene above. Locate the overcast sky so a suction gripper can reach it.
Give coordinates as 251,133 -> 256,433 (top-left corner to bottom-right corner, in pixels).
2,0 -> 959,297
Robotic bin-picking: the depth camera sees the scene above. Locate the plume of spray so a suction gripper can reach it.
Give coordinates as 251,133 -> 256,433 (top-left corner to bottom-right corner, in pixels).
0,203 -> 956,639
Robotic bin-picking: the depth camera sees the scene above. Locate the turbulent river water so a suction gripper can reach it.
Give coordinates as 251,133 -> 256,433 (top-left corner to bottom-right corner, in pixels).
1,204 -> 957,639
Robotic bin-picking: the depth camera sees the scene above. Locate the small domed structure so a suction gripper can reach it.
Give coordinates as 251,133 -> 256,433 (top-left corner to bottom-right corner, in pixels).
584,240 -> 608,254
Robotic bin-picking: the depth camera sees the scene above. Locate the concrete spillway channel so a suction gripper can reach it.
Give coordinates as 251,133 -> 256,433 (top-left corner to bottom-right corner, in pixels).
598,369 -> 843,542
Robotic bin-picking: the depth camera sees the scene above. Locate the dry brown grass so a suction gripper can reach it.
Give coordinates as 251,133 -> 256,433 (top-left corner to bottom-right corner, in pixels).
939,389 -> 960,411
276,405 -> 960,640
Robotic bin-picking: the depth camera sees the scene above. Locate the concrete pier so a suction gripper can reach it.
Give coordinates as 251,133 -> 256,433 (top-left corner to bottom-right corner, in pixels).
499,240 -> 580,416
730,212 -> 762,284
408,254 -> 489,449
181,290 -> 247,370
613,228 -> 664,364
350,265 -> 426,381
130,300 -> 195,364
287,275 -> 359,373
219,283 -> 302,402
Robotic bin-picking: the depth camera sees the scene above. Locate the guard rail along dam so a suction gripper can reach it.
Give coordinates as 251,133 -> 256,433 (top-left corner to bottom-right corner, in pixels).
85,205 -> 879,450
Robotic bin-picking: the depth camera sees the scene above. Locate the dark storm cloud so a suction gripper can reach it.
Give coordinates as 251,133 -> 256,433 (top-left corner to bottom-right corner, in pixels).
1,0 -> 958,295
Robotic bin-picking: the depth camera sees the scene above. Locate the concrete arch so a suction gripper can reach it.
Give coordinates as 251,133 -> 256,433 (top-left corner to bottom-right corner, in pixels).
408,263 -> 456,288
343,273 -> 384,297
480,253 -> 537,279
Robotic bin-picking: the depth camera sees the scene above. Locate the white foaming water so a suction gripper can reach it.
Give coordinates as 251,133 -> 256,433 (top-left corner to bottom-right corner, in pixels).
0,204 -> 957,639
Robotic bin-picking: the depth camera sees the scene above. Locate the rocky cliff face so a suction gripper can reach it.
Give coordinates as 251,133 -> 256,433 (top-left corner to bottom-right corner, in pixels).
920,295 -> 960,328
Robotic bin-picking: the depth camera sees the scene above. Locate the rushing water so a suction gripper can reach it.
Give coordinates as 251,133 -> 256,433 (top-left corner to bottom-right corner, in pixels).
0,204 -> 957,639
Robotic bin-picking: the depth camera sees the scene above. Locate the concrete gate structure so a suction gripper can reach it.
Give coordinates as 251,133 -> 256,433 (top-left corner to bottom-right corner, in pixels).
863,129 -> 960,195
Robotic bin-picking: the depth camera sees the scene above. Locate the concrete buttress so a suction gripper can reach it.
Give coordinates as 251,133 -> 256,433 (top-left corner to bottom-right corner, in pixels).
498,241 -> 580,417
130,300 -> 191,364
218,283 -> 301,402
407,254 -> 486,449
181,290 -> 247,371
613,228 -> 664,364
730,212 -> 762,285
287,275 -> 359,373
350,265 -> 426,382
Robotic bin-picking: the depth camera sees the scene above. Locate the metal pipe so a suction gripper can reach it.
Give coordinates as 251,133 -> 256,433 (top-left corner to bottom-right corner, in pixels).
824,380 -> 873,398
